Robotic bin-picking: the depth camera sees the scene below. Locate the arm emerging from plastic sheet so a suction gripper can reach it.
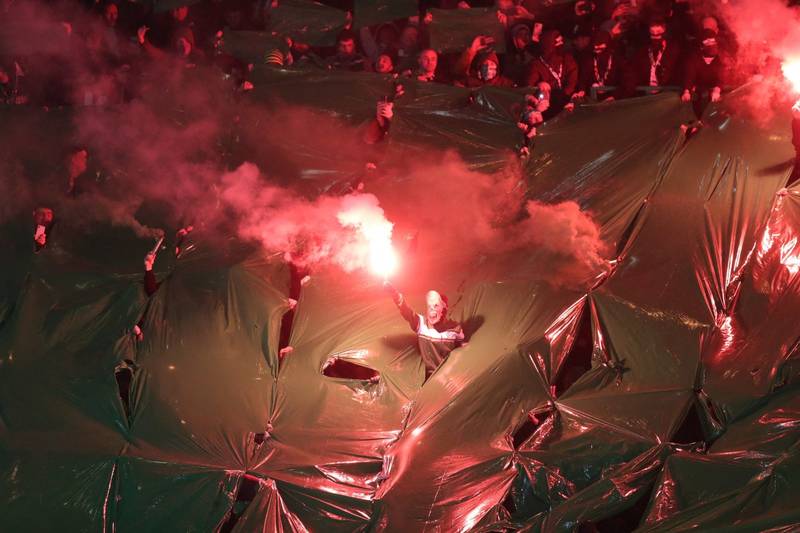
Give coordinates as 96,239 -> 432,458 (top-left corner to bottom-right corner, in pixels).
384,281 -> 420,332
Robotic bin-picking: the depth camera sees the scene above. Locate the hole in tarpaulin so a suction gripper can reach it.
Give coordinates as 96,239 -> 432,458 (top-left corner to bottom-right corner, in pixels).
578,481 -> 656,533
552,304 -> 594,397
671,399 -> 707,446
114,359 -> 137,422
322,357 -> 380,382
278,263 -> 307,357
512,412 -> 545,449
219,474 -> 261,533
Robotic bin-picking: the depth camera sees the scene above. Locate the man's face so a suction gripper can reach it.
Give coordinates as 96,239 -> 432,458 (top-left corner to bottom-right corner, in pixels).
104,4 -> 118,27
172,6 -> 188,21
480,60 -> 498,80
426,291 -> 446,325
337,38 -> 356,57
34,207 -> 54,226
377,27 -> 397,48
418,49 -> 437,73
512,27 -> 531,51
649,25 -> 666,43
574,35 -> 591,51
399,26 -> 418,49
593,42 -> 607,55
376,54 -> 393,73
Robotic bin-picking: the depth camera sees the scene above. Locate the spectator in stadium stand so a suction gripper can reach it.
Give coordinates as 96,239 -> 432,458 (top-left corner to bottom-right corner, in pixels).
365,79 -> 404,141
414,49 -> 441,82
143,249 -> 161,297
384,282 -> 465,381
66,147 -> 89,196
682,29 -> 726,118
526,30 -> 578,112
32,207 -> 55,253
328,29 -> 366,71
576,30 -> 624,101
360,22 -> 400,69
494,0 -> 535,29
625,18 -> 681,95
503,22 -> 535,87
375,52 -> 397,74
395,22 -> 424,73
0,59 -> 28,104
138,24 -> 203,65
98,2 -> 120,53
695,15 -> 737,58
453,35 -> 515,88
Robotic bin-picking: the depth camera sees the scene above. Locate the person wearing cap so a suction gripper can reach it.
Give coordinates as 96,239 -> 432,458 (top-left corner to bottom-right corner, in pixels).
453,35 -> 515,88
577,30 -> 624,101
503,22 -> 535,86
681,29 -> 726,118
526,30 -> 578,113
384,282 -> 465,379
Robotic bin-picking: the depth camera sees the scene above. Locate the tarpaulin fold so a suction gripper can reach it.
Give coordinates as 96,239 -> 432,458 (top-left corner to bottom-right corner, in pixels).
2,66 -> 800,531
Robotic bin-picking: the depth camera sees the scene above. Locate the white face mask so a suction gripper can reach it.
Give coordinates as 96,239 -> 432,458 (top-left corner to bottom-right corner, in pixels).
425,291 -> 446,325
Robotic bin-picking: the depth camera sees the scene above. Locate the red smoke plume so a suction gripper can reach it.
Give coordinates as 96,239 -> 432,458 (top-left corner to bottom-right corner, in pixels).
220,163 -> 396,275
0,0 -> 609,288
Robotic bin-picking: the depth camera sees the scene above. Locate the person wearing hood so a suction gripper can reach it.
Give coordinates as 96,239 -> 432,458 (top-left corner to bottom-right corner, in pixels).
360,22 -> 400,69
453,35 -> 515,88
503,22 -> 535,86
624,18 -> 680,95
577,30 -> 624,101
526,30 -> 578,112
681,29 -> 726,118
384,282 -> 465,380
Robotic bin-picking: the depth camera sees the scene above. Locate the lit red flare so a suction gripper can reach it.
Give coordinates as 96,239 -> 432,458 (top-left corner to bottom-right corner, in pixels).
781,57 -> 800,94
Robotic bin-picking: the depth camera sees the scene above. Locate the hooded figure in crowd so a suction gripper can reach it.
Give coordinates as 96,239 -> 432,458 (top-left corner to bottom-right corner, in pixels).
385,282 -> 465,379
453,35 -> 515,88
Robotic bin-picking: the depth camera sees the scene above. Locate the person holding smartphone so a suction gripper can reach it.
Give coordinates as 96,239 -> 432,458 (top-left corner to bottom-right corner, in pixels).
452,35 -> 515,88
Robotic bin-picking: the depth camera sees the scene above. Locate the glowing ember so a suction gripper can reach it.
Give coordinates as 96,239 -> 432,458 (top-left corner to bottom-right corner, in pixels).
781,58 -> 800,93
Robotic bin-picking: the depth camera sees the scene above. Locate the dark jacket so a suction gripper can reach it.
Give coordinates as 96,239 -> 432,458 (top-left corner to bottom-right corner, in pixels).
527,52 -> 579,95
626,39 -> 681,89
683,51 -> 725,93
577,49 -> 625,96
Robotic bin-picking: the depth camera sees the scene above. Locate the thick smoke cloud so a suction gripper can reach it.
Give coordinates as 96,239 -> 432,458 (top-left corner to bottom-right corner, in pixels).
1,0 -> 609,287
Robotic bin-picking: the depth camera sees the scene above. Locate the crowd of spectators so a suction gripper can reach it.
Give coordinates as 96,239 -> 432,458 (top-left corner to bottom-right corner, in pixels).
0,0 -> 767,118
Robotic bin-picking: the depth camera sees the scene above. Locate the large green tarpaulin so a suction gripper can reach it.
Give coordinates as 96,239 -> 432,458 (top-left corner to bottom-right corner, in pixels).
2,61 -> 800,533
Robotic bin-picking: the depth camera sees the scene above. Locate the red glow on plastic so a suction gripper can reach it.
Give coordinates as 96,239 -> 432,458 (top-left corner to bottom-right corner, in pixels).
779,236 -> 800,275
